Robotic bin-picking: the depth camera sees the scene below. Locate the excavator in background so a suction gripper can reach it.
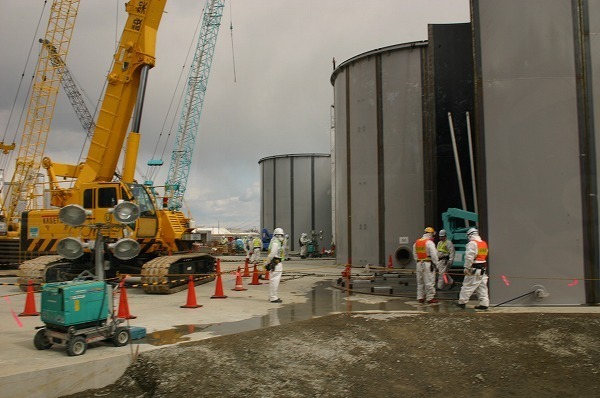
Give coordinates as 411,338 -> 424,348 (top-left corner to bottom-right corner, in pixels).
0,0 -> 82,266
17,0 -> 216,294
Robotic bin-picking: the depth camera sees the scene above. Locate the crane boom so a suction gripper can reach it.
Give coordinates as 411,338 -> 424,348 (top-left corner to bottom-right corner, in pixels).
41,39 -> 95,137
164,0 -> 225,210
1,0 -> 81,229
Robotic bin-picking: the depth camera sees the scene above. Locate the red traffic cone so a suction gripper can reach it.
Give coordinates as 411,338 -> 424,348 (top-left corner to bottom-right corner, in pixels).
117,281 -> 137,319
388,255 -> 393,269
264,269 -> 270,281
232,267 -> 248,291
242,258 -> 251,278
19,280 -> 39,317
249,263 -> 262,285
211,259 -> 228,299
181,275 -> 203,308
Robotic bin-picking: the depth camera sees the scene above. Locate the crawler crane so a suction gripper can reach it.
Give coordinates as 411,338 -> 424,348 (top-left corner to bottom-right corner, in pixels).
17,0 -> 216,294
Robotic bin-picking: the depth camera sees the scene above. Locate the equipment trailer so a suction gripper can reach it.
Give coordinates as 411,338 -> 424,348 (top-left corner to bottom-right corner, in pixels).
34,280 -> 130,356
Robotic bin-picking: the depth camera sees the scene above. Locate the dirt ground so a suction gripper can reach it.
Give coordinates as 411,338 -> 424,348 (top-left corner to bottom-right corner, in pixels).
63,311 -> 600,398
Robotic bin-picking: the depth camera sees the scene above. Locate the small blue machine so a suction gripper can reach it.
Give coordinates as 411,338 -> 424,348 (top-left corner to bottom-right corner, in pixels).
34,280 -> 130,356
441,208 -> 479,268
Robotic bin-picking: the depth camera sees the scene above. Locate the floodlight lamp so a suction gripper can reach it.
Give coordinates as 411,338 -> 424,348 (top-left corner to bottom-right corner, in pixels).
56,237 -> 86,260
108,238 -> 141,260
110,201 -> 140,224
59,204 -> 92,227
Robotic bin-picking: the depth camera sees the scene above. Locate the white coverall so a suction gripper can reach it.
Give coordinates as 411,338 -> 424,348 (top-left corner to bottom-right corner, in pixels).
412,233 -> 439,302
436,238 -> 456,289
266,236 -> 284,302
250,237 -> 262,263
457,234 -> 490,307
299,233 -> 309,258
244,237 -> 252,260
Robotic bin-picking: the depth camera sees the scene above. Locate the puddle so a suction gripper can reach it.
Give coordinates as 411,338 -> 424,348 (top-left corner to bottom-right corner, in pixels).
141,281 -> 455,345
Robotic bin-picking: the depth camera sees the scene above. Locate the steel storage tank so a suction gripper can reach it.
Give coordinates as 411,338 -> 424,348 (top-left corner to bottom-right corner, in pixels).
259,154 -> 332,253
331,43 -> 427,268
472,0 -> 599,305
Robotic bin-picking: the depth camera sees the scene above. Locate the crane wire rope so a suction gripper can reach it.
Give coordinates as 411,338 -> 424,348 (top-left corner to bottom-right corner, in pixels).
0,0 -> 49,173
144,3 -> 207,184
229,0 -> 237,83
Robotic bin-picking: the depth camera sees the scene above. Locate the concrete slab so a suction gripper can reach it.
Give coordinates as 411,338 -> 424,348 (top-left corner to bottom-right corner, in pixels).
0,257 -> 343,398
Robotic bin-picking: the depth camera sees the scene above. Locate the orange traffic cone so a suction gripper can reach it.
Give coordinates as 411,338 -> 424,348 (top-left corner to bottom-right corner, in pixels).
211,259 -> 228,299
242,258 -> 251,278
264,269 -> 270,281
232,267 -> 248,291
117,281 -> 137,319
249,264 -> 262,285
388,255 -> 393,269
19,280 -> 39,317
181,275 -> 203,308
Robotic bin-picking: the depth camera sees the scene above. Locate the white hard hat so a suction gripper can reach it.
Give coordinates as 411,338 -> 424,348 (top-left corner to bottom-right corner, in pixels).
467,227 -> 478,236
439,229 -> 446,237
273,227 -> 284,236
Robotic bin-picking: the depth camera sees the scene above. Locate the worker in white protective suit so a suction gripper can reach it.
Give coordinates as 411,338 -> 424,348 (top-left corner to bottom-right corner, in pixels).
299,232 -> 310,259
455,228 -> 489,310
436,229 -> 456,290
265,228 -> 285,303
250,235 -> 262,263
413,227 -> 440,304
244,236 -> 252,261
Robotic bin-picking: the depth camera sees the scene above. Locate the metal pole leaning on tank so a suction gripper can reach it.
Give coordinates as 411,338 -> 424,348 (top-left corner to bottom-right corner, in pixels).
448,112 -> 468,212
466,112 -> 478,217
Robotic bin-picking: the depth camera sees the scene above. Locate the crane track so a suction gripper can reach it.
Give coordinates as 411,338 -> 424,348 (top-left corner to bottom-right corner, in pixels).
17,255 -> 67,291
140,253 -> 216,294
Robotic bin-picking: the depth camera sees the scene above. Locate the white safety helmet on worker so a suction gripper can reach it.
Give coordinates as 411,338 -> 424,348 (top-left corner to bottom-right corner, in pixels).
439,229 -> 446,237
467,227 -> 478,236
273,227 -> 285,241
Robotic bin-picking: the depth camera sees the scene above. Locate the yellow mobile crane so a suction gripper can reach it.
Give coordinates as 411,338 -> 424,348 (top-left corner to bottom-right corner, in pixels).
17,0 -> 215,294
0,0 -> 81,266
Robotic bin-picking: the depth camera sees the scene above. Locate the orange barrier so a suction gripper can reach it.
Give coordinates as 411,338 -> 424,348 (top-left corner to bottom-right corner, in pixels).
242,258 -> 251,278
181,275 -> 203,308
19,280 -> 39,317
117,281 -> 137,318
232,267 -> 247,291
249,264 -> 262,286
211,259 -> 228,299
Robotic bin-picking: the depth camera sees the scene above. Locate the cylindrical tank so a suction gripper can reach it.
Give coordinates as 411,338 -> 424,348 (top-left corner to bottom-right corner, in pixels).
473,0 -> 597,304
330,43 -> 427,268
259,154 -> 332,253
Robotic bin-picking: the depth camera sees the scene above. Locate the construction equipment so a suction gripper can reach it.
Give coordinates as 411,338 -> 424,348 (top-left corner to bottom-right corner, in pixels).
1,0 -> 82,233
34,280 -> 130,356
17,0 -> 215,294
441,207 -> 478,267
0,0 -> 82,267
150,0 -> 225,211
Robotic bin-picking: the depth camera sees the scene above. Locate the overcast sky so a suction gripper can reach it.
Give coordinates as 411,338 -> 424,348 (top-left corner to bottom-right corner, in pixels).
0,0 -> 469,231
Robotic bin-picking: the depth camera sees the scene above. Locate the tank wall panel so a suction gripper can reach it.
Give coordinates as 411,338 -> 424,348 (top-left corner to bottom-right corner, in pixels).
313,156 -> 333,252
476,0 -> 586,304
292,158 -> 312,251
334,71 -> 349,264
261,160 -> 275,231
348,57 -> 379,266
381,50 -> 424,267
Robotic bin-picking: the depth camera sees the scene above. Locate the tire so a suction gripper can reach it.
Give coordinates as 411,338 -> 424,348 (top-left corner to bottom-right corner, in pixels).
67,336 -> 87,356
111,327 -> 130,347
34,329 -> 52,350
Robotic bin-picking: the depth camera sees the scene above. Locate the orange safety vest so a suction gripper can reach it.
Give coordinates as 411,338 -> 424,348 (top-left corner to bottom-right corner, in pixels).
415,238 -> 431,260
475,240 -> 489,262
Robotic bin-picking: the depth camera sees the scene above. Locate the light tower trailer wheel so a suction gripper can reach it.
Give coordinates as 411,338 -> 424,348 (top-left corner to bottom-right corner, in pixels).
37,318 -> 129,356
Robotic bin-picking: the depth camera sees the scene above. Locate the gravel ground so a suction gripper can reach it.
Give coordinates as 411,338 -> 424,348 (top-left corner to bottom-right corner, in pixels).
63,312 -> 600,398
